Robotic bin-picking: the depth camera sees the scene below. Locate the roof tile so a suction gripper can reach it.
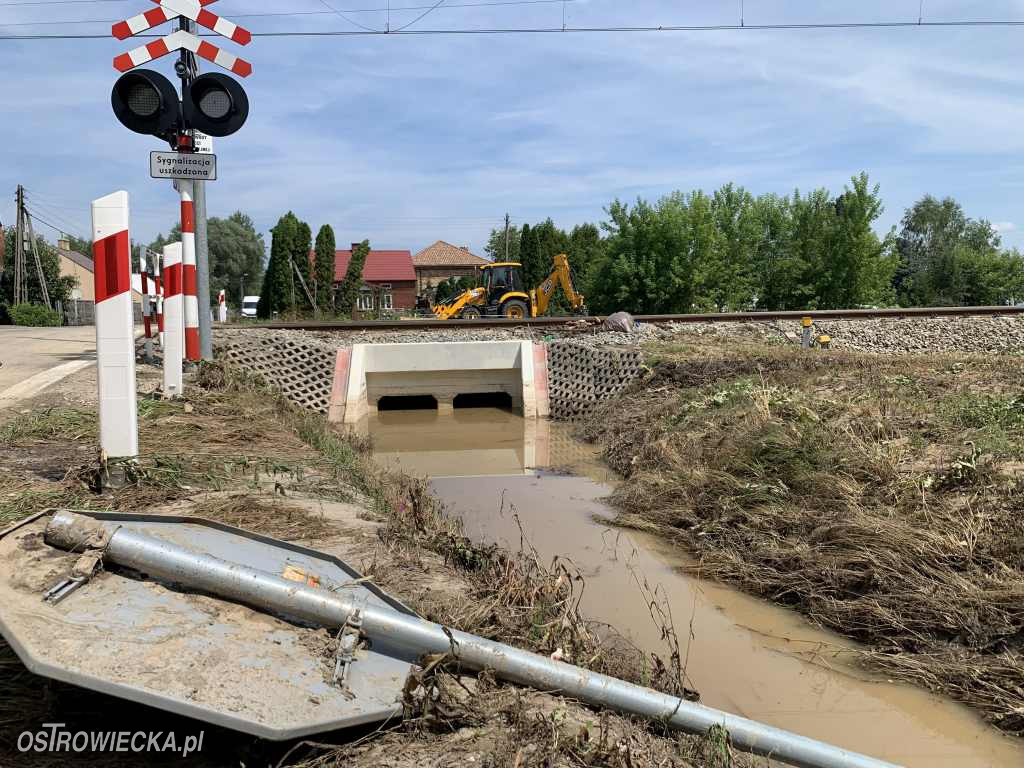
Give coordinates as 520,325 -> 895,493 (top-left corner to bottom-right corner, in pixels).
412,240 -> 489,268
333,249 -> 416,282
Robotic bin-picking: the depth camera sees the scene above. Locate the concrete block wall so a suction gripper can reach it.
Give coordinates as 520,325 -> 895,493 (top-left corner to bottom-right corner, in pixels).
546,341 -> 644,422
215,334 -> 644,422
214,334 -> 337,414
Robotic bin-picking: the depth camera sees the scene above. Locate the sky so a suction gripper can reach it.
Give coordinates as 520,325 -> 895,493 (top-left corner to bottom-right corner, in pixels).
1,0 -> 1023,260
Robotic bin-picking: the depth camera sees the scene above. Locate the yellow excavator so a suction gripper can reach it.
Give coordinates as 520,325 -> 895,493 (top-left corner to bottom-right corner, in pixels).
431,253 -> 586,320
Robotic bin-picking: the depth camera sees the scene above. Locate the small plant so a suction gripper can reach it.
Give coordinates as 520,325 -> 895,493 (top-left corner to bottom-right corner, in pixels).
944,393 -> 1024,430
8,303 -> 61,327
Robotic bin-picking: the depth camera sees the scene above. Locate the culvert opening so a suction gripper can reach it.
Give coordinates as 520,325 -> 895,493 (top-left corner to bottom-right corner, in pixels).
454,392 -> 514,410
377,395 -> 438,411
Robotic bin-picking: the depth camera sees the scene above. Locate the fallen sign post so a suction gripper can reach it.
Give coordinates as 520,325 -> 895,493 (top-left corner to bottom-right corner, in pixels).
150,151 -> 217,181
37,510 -> 900,768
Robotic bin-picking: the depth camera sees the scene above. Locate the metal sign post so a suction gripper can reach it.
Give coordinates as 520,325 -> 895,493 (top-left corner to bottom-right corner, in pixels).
111,1 -> 252,363
178,179 -> 200,362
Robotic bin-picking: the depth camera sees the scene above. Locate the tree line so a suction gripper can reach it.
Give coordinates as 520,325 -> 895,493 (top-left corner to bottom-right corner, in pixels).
149,211 -> 266,307
486,173 -> 1024,314
1,227 -> 78,323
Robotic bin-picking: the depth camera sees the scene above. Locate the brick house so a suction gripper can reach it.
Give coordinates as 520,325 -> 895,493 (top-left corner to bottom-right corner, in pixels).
334,245 -> 417,316
412,240 -> 489,294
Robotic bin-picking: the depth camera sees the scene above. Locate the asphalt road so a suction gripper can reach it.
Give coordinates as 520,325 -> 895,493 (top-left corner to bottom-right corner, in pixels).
0,326 -> 98,400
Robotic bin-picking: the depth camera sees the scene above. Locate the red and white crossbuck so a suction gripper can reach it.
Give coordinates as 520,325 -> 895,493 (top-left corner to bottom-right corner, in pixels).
112,0 -> 253,77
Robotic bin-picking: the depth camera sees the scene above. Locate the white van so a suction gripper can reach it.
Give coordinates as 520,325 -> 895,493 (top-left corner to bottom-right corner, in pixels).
240,296 -> 260,318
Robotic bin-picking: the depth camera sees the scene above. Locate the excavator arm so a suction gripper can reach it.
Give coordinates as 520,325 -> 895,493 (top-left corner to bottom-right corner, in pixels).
533,253 -> 586,316
431,287 -> 485,320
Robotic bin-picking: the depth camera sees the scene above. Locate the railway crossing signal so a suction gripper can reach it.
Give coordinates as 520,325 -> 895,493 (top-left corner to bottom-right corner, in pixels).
103,0 -> 254,377
110,0 -> 251,143
112,0 -> 252,77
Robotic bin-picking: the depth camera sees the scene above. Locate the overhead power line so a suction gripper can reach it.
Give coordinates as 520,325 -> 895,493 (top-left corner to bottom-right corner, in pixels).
0,0 -> 575,15
317,0 -> 382,33
392,0 -> 446,32
26,210 -> 86,241
2,19 -> 1024,39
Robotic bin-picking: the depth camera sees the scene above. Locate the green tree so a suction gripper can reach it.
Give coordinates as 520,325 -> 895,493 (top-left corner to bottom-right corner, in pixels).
314,224 -> 336,313
485,223 -> 521,264
954,246 -> 1024,305
1,228 -> 76,315
701,184 -> 756,311
257,213 -> 298,318
747,193 -> 796,310
567,223 -> 603,284
292,219 -> 313,311
434,278 -> 454,303
66,234 -> 93,256
893,196 -> 998,306
589,194 -> 697,315
531,218 -> 571,289
336,240 -> 370,317
518,223 -> 540,289
680,190 -> 721,312
149,211 -> 265,306
823,174 -> 895,308
209,212 -> 265,306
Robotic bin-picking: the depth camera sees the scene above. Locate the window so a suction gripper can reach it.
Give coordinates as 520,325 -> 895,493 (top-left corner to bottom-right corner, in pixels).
357,292 -> 374,311
381,292 -> 393,310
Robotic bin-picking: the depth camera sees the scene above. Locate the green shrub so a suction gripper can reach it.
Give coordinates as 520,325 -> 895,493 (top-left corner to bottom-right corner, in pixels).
8,303 -> 61,327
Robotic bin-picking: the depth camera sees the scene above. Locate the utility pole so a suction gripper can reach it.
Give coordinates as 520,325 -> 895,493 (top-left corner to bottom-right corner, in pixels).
195,169 -> 212,356
176,15 -> 213,360
14,185 -> 25,305
24,211 -> 51,310
504,212 -> 511,262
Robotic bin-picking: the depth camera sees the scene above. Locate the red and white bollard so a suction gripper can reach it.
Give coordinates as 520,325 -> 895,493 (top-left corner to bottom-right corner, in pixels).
218,289 -> 227,323
162,242 -> 184,397
140,250 -> 154,363
90,191 -> 139,459
153,256 -> 165,348
179,180 -> 200,362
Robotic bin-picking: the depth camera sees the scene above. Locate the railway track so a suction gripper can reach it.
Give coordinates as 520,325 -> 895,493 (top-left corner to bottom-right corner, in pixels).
223,305 -> 1024,333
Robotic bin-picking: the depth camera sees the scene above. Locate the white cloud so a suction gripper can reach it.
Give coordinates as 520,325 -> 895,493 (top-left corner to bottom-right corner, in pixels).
2,0 -> 1024,254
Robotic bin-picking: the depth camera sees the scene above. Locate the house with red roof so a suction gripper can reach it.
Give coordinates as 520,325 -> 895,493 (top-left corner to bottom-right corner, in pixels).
334,244 -> 417,316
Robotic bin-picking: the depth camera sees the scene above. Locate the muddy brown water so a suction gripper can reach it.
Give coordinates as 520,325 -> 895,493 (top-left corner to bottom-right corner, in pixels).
363,407 -> 1024,768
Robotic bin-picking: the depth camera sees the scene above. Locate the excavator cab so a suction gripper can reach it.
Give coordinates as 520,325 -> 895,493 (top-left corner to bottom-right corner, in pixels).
478,263 -> 531,319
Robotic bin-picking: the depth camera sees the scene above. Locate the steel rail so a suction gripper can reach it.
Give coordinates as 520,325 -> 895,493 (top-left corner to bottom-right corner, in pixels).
220,305 -> 1024,333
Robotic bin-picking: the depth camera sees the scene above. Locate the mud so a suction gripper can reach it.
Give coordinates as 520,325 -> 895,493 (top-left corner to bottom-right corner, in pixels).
367,407 -> 1024,768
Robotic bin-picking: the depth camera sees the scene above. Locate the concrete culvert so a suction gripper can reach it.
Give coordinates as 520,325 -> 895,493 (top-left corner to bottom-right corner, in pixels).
377,395 -> 438,411
454,392 -> 515,410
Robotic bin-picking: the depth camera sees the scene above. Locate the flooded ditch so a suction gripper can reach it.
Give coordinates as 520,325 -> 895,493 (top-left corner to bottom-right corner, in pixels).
364,406 -> 1024,768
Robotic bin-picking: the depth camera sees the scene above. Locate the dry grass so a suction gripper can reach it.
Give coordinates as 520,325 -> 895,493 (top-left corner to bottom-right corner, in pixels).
1,360 -> 750,768
282,668 -> 756,768
583,339 -> 1024,736
190,493 -> 336,541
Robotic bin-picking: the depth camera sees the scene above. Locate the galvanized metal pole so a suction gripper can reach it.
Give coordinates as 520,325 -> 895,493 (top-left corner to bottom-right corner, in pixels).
46,512 -> 899,768
195,179 -> 213,359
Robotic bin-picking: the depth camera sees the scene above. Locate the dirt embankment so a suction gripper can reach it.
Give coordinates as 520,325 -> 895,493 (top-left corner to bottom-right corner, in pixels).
0,361 -> 753,768
581,338 -> 1024,737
